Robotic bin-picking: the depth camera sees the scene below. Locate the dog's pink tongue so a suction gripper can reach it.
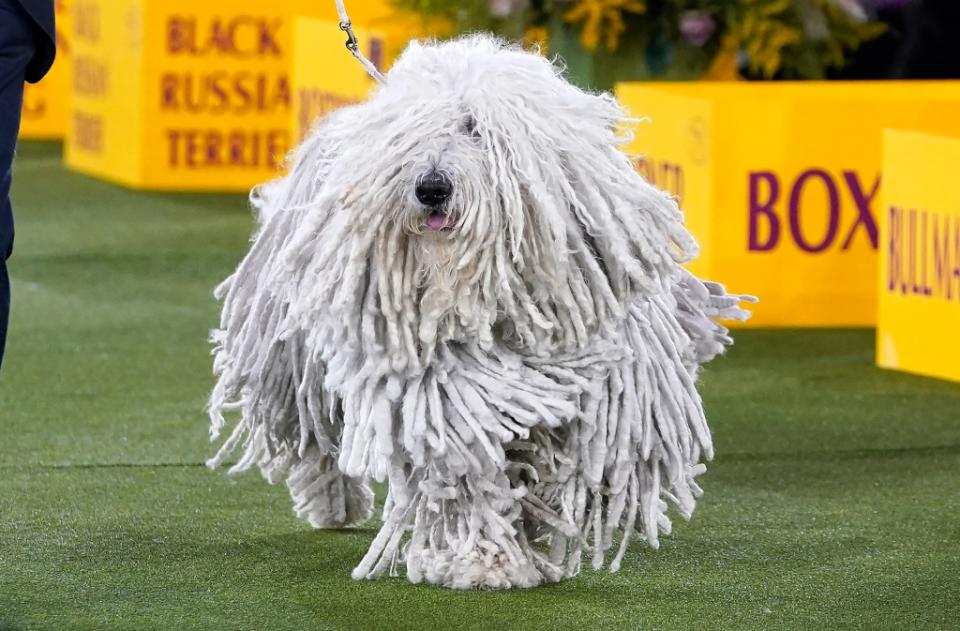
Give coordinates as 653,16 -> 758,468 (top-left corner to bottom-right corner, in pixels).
426,213 -> 448,231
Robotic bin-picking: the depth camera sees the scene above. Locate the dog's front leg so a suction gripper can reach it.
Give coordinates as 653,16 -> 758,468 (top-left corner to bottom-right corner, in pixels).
404,469 -> 562,590
349,466 -> 559,589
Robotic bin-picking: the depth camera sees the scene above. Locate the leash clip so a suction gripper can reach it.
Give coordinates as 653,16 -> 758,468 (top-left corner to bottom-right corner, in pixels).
334,0 -> 386,84
339,20 -> 359,53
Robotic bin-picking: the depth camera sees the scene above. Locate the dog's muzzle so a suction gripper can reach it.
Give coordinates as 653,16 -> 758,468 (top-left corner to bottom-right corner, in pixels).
416,171 -> 452,207
416,171 -> 454,231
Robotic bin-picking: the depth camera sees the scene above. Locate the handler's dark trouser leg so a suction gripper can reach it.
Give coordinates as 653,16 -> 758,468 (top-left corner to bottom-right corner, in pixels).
0,1 -> 36,372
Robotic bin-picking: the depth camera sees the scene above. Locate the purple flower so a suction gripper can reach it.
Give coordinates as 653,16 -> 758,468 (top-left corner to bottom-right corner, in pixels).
488,0 -> 515,18
679,11 -> 716,48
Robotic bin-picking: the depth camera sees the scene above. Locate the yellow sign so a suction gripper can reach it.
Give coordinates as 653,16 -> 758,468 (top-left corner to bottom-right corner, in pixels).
64,0 -> 403,191
624,88 -> 713,279
20,0 -> 71,139
876,130 -> 960,383
291,18 -> 380,145
64,0 -> 144,186
616,82 -> 960,326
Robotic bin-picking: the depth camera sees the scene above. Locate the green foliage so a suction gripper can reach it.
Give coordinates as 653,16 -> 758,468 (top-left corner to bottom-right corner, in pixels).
398,0 -> 532,39
392,0 -> 887,84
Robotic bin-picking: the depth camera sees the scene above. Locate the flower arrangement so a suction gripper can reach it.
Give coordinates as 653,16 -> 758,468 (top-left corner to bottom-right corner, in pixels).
393,0 -> 888,87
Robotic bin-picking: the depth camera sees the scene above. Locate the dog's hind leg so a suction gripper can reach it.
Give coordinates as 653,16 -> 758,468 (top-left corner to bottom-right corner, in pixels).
209,330 -> 374,529
282,444 -> 374,529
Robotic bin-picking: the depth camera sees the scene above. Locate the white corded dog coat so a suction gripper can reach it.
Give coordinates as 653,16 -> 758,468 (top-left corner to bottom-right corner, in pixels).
207,36 -> 752,590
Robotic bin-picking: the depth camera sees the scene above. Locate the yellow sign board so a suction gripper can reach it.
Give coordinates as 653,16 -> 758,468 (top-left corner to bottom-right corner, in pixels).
876,130 -> 960,383
616,82 -> 960,326
64,0 -> 144,186
64,0 -> 402,191
20,0 -> 71,139
291,18 -> 380,145
625,88 -> 713,279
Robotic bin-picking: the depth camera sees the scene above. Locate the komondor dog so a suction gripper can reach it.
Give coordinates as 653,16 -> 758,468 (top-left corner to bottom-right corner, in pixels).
207,35 -> 752,590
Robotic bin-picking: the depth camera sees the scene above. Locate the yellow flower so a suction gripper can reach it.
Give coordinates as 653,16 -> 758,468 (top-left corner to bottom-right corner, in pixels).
731,0 -> 801,77
564,0 -> 646,51
523,26 -> 549,53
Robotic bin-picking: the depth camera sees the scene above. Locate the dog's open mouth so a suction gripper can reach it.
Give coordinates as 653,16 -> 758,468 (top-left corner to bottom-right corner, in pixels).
425,211 -> 455,231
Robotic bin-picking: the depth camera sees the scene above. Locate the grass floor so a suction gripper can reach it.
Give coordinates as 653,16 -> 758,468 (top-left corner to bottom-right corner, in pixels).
1,142 -> 958,630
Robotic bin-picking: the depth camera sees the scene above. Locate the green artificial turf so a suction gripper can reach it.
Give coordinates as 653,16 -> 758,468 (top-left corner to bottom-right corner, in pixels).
1,142 -> 959,630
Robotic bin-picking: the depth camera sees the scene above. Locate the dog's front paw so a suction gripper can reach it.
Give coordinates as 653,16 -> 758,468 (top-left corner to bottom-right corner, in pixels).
415,548 -> 545,590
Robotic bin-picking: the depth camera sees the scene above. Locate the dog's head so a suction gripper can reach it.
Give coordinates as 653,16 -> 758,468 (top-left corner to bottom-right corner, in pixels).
254,36 -> 697,368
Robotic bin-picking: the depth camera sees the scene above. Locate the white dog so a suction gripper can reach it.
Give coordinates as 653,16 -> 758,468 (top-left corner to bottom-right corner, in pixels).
207,36 -> 751,590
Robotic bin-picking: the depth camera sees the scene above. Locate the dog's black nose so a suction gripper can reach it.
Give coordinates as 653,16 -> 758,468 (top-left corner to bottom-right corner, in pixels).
416,172 -> 452,207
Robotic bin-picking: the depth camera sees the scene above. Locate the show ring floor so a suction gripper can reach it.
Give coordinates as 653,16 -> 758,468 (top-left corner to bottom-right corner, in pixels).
2,143 -> 958,630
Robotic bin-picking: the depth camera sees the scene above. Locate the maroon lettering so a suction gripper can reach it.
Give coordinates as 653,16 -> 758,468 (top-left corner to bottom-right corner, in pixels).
54,0 -> 69,53
840,171 -> 879,249
166,17 -> 283,58
167,130 -> 181,166
161,74 -> 178,109
205,133 -> 222,165
887,205 -> 901,292
166,17 -> 193,54
228,131 -> 245,166
746,169 -> 882,254
634,157 -> 684,203
920,210 -> 932,295
21,89 -> 45,117
234,73 -> 253,112
788,169 -> 839,253
908,208 -> 918,293
954,220 -> 960,286
209,75 -> 229,114
184,132 -> 200,168
73,2 -> 100,42
748,171 -> 779,251
73,56 -> 109,97
73,112 -> 103,153
166,128 -> 289,169
159,72 -> 290,114
296,88 -> 360,141
932,214 -> 951,299
368,38 -> 384,72
265,130 -> 285,168
258,18 -> 282,56
208,19 -> 233,55
886,207 -> 960,301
